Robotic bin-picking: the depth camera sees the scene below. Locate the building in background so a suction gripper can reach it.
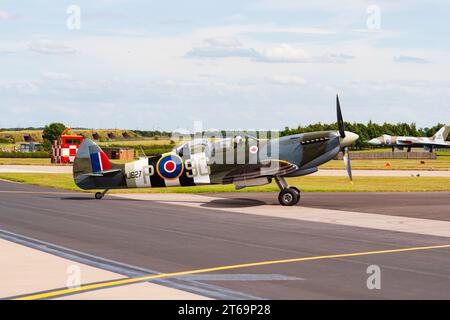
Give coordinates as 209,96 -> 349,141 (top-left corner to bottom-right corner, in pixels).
52,128 -> 84,164
19,142 -> 41,153
102,147 -> 135,161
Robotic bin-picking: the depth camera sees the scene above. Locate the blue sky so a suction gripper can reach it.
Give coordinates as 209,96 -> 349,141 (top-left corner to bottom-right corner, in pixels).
1,0 -> 450,130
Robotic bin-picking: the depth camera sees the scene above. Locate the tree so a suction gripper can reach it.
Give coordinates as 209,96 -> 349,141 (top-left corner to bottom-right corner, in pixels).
42,123 -> 66,151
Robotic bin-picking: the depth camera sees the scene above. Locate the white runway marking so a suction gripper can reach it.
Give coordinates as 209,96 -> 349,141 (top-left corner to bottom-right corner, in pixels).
0,237 -> 207,300
114,193 -> 450,238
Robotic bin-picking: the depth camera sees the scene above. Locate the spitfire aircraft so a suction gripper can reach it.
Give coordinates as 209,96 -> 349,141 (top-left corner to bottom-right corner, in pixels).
73,95 -> 359,206
368,125 -> 450,152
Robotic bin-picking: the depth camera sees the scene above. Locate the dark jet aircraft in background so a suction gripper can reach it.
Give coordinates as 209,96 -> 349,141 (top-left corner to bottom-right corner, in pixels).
368,125 -> 450,152
73,95 -> 359,206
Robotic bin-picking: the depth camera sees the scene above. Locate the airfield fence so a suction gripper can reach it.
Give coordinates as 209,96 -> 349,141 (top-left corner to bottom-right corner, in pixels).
335,151 -> 437,160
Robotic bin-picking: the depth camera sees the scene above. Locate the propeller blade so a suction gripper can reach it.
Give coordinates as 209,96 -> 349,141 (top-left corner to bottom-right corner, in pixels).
336,94 -> 346,138
343,147 -> 353,181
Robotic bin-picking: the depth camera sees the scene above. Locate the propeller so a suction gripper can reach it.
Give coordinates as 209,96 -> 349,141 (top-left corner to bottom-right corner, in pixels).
343,146 -> 353,182
336,94 -> 355,182
336,94 -> 345,138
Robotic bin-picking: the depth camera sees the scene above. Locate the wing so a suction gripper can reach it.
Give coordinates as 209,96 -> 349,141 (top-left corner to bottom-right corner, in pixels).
219,159 -> 298,184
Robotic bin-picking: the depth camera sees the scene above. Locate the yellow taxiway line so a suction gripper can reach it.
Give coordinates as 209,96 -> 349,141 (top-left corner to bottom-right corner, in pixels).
13,243 -> 450,300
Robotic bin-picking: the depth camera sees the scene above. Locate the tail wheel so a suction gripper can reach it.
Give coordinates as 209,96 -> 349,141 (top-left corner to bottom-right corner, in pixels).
95,192 -> 103,200
278,188 -> 300,206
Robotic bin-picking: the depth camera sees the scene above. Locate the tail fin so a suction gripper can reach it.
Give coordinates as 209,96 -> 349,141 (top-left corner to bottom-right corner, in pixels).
74,139 -> 111,174
73,139 -> 123,190
89,146 -> 112,173
432,125 -> 450,142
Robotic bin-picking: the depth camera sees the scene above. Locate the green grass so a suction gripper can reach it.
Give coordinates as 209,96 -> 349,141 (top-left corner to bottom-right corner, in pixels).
436,150 -> 450,156
0,173 -> 449,193
321,159 -> 450,171
0,158 -> 53,165
0,143 -> 15,150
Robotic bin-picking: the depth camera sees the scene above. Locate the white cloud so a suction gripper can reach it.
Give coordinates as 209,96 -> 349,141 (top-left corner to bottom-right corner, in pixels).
254,0 -> 450,12
191,24 -> 336,39
186,46 -> 258,59
0,10 -> 15,20
269,75 -> 307,85
41,72 -> 73,81
0,80 -> 40,95
186,40 -> 354,64
28,40 -> 76,55
394,55 -> 431,64
258,45 -> 310,62
204,37 -> 243,48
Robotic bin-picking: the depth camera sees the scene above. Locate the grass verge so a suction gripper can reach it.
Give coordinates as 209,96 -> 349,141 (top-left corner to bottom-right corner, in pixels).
321,159 -> 450,171
0,158 -> 52,165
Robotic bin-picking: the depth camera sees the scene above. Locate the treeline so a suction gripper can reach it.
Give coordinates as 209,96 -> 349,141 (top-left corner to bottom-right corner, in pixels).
281,122 -> 448,149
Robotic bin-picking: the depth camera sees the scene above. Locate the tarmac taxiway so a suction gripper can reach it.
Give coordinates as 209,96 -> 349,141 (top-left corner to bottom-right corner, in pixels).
0,180 -> 449,300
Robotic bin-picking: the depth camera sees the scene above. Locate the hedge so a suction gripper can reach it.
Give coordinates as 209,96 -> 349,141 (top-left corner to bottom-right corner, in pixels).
0,151 -> 51,158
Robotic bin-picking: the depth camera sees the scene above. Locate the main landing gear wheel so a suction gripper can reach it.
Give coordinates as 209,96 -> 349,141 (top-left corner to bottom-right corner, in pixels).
278,188 -> 300,206
274,176 -> 301,206
290,186 -> 300,195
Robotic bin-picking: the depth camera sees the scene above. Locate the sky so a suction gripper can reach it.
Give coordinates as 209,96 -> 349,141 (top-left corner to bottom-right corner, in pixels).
0,0 -> 450,131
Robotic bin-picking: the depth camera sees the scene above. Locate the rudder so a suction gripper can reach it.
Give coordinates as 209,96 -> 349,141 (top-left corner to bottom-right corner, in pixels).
73,139 -> 124,190
432,125 -> 450,142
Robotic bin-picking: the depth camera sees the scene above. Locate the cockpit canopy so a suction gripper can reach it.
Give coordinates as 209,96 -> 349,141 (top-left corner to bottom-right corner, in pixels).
173,135 -> 249,157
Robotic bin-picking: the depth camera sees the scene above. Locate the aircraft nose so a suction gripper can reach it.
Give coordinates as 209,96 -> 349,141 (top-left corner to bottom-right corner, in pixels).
339,131 -> 359,148
368,138 -> 381,145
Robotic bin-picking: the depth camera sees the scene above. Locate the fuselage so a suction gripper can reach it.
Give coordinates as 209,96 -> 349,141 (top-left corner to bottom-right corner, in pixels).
73,130 -> 358,191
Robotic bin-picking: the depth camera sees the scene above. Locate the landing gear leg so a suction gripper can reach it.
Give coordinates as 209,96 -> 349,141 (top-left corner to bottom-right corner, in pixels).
275,176 -> 300,206
95,189 -> 109,200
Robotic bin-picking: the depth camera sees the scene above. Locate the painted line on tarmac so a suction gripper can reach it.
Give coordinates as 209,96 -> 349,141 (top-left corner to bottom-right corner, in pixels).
12,243 -> 450,300
0,229 -> 260,300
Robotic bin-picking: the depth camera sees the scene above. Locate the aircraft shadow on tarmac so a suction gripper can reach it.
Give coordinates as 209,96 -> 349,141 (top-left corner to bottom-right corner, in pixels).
55,195 -> 268,207
56,196 -> 140,201
200,198 -> 266,208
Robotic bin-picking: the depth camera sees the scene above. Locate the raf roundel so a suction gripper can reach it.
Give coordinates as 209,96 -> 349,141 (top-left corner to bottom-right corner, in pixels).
249,145 -> 259,154
156,154 -> 184,180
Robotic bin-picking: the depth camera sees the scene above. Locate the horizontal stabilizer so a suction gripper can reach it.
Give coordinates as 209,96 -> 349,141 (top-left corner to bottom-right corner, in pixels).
80,169 -> 122,177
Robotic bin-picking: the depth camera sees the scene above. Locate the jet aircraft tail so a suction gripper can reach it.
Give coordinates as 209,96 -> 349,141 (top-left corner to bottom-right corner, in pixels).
432,125 -> 450,142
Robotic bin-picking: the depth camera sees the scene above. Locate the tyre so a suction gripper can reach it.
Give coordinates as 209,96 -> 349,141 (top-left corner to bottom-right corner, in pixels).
290,186 -> 300,195
278,188 -> 300,206
95,192 -> 103,200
